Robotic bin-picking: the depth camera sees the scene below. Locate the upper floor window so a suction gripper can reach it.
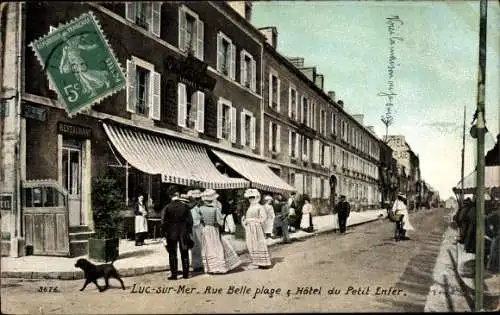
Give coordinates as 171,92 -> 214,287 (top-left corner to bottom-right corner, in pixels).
179,5 -> 204,60
301,96 -> 309,126
126,57 -> 161,120
217,98 -> 236,142
331,112 -> 337,135
240,50 -> 256,91
268,72 -> 280,112
217,32 -> 236,80
269,122 -> 281,153
288,86 -> 298,121
302,136 -> 311,161
310,102 -> 316,130
126,2 -> 161,37
288,130 -> 299,159
177,83 -> 205,132
240,110 -> 256,149
320,109 -> 327,136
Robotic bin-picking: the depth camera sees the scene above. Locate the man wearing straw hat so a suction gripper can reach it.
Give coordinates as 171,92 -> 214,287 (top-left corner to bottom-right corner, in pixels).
187,189 -> 204,272
161,188 -> 194,280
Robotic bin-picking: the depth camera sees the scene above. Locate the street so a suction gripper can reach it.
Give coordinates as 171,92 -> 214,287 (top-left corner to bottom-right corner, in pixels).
1,209 -> 452,313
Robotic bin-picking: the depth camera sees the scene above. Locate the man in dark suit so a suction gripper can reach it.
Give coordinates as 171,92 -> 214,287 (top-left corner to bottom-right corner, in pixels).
161,190 -> 193,280
334,195 -> 350,234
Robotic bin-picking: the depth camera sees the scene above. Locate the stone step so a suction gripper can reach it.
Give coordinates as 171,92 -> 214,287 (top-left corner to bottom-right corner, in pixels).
68,226 -> 92,234
69,240 -> 88,258
69,231 -> 95,241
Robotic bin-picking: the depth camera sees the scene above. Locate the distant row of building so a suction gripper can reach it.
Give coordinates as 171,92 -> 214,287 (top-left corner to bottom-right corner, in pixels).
0,1 -> 437,257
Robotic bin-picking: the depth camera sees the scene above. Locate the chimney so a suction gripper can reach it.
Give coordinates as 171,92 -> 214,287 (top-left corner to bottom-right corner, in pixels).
299,67 -> 315,82
352,114 -> 364,125
259,27 -> 278,49
227,1 -> 252,21
287,57 -> 304,68
314,74 -> 324,90
337,100 -> 344,108
327,91 -> 336,102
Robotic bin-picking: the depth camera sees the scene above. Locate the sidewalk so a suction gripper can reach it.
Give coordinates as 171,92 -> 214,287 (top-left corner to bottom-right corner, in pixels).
0,209 -> 386,280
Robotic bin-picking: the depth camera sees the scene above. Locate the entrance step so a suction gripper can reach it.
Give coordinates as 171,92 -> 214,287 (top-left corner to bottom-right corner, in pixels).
70,240 -> 88,258
69,231 -> 95,241
69,226 -> 92,234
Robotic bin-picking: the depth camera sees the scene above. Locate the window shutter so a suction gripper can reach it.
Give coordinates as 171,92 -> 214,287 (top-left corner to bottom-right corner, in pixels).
268,122 -> 272,152
125,2 -> 136,22
196,20 -> 204,60
251,59 -> 256,91
276,124 -> 281,153
230,43 -> 236,80
295,92 -> 299,121
307,138 -> 311,159
312,177 -> 317,198
177,83 -> 187,127
300,96 -> 304,123
313,139 -> 320,164
196,91 -> 205,133
178,8 -> 187,51
288,130 -> 292,156
324,145 -> 331,167
151,2 -> 161,37
230,106 -> 237,143
216,34 -> 223,71
150,71 -> 161,120
294,173 -> 303,195
126,60 -> 136,113
48,26 -> 57,92
240,111 -> 246,145
276,78 -> 281,113
240,51 -> 246,85
288,87 -> 292,118
325,179 -> 331,199
216,101 -> 223,139
250,116 -> 256,149
295,134 -> 300,158
268,73 -> 272,107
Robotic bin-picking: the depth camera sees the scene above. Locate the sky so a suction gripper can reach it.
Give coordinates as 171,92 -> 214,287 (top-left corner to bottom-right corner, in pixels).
252,0 -> 500,200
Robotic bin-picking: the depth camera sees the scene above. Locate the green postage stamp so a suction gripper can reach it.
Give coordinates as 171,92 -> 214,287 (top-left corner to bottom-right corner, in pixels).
30,12 -> 125,116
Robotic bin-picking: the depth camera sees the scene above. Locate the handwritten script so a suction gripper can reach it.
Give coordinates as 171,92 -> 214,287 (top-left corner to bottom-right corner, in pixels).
378,15 -> 404,123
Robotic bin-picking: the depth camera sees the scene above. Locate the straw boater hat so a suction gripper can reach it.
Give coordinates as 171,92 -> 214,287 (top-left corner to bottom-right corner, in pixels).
201,189 -> 219,201
397,192 -> 407,199
187,189 -> 202,199
244,188 -> 260,199
263,195 -> 273,202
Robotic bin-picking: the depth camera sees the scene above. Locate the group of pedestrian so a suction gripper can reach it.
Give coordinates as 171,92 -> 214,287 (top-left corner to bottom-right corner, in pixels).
158,187 -> 279,280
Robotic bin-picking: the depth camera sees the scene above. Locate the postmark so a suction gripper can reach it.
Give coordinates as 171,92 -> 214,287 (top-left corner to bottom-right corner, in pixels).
29,11 -> 125,116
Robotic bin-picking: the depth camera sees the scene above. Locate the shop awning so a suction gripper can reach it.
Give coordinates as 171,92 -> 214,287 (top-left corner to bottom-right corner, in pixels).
103,123 -> 249,189
211,149 -> 296,193
454,165 -> 500,194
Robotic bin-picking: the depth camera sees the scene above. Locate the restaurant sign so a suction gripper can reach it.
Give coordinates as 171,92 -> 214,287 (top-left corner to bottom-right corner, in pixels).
22,103 -> 48,122
57,122 -> 92,139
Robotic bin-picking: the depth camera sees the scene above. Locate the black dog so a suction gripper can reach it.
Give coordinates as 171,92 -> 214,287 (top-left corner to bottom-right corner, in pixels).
74,258 -> 125,292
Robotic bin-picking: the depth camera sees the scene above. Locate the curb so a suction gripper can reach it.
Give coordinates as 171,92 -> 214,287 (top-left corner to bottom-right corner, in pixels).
1,215 -> 384,280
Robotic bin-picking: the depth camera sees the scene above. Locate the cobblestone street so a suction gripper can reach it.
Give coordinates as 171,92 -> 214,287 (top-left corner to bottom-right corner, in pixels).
1,209 -> 463,314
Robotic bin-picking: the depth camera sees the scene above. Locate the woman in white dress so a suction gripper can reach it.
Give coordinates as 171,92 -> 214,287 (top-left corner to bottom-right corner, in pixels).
262,195 -> 275,238
300,195 -> 314,232
198,189 -> 241,274
392,193 -> 415,239
242,189 -> 272,269
134,194 -> 148,246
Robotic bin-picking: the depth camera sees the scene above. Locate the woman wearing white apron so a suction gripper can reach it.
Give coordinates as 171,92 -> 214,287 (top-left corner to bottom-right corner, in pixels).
262,195 -> 275,238
392,193 -> 414,240
300,195 -> 314,232
134,194 -> 148,246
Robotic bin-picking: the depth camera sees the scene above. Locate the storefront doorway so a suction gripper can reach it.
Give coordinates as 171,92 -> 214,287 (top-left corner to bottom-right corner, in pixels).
62,138 -> 83,226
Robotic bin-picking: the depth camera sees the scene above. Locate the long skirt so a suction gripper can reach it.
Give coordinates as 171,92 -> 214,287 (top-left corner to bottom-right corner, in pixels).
135,215 -> 148,234
201,225 -> 241,273
191,225 -> 204,270
244,221 -> 271,266
332,213 -> 339,230
398,209 -> 415,233
300,213 -> 312,230
224,214 -> 236,233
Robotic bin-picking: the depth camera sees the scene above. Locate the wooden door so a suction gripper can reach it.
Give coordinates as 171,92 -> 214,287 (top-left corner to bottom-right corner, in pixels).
22,184 -> 70,256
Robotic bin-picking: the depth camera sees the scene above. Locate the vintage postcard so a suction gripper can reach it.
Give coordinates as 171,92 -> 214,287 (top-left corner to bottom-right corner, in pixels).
0,1 -> 499,314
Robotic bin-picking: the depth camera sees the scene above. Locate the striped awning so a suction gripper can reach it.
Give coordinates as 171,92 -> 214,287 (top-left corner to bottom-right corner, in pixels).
103,123 -> 249,189
212,150 -> 296,194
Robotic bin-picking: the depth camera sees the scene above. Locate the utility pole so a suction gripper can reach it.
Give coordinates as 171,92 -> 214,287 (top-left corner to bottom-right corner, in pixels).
460,106 -> 466,210
474,0 -> 487,311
